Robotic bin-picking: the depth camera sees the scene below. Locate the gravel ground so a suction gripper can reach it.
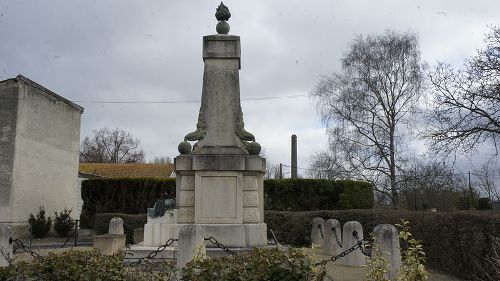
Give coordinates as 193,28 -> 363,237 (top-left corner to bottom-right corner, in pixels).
321,258 -> 464,281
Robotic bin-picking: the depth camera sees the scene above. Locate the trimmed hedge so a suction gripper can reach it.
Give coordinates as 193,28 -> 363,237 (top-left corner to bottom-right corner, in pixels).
80,178 -> 175,228
265,210 -> 500,280
264,179 -> 373,211
81,178 -> 373,227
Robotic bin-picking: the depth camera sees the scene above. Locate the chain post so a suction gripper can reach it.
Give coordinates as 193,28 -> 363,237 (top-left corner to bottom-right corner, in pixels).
314,231 -> 371,267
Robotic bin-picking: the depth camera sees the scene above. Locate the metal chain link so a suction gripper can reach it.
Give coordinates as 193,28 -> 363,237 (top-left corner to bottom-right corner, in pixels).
318,224 -> 324,239
352,231 -> 372,257
269,229 -> 281,246
204,237 -> 238,256
314,239 -> 364,267
127,238 -> 178,267
331,227 -> 342,248
9,238 -> 40,259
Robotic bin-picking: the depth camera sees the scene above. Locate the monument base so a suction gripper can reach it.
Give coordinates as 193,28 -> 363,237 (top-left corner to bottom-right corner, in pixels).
144,222 -> 267,248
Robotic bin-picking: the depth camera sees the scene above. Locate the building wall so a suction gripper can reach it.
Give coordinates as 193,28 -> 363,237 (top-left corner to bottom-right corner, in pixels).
8,82 -> 82,222
0,81 -> 19,222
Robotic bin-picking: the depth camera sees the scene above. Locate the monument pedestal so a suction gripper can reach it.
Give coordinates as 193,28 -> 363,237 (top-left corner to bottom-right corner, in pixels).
176,154 -> 267,247
138,10 -> 267,259
142,155 -> 267,248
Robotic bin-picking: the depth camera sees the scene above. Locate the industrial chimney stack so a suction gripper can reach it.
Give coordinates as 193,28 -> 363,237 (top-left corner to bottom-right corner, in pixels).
291,134 -> 297,178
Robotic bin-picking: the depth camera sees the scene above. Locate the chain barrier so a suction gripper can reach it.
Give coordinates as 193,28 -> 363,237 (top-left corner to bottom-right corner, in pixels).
314,231 -> 371,268
126,238 -> 178,267
204,237 -> 238,256
318,224 -> 324,239
9,238 -> 40,259
269,229 -> 281,246
353,231 -> 372,257
331,227 -> 342,248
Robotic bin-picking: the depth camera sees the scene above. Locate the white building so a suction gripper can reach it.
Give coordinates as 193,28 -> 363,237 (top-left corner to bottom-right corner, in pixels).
0,75 -> 83,223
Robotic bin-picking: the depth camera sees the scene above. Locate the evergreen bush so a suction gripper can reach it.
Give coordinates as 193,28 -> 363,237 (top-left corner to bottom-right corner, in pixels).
28,206 -> 52,239
54,208 -> 74,237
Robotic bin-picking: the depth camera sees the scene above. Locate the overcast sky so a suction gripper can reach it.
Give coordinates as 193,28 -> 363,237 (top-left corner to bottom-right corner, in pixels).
1,0 -> 499,176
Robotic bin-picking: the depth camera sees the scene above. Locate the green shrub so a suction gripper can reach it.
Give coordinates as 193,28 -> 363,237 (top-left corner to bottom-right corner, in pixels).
80,178 -> 176,228
80,178 -> 373,228
265,210 -> 500,280
264,179 -> 373,211
94,213 -> 147,244
478,197 -> 493,210
28,206 -> 52,238
182,247 -> 325,281
0,250 -> 176,281
53,208 -> 74,237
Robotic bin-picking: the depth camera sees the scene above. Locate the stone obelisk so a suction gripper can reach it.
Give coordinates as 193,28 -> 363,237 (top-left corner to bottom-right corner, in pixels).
174,3 -> 267,248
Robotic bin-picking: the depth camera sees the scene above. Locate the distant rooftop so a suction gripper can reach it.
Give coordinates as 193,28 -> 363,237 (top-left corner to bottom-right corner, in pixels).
0,74 -> 84,113
79,163 -> 174,179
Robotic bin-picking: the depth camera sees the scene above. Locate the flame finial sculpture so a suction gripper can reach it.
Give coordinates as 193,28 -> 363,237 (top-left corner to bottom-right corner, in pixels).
215,2 -> 231,34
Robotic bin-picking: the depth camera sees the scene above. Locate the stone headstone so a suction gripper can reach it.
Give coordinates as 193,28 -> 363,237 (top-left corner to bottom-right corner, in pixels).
310,217 -> 325,248
324,219 -> 342,256
0,225 -> 13,267
177,225 -> 205,269
108,217 -> 124,235
372,224 -> 401,280
341,221 -> 366,267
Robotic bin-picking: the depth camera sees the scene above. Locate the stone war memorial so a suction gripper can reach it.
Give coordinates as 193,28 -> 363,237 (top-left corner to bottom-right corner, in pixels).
133,2 -> 267,258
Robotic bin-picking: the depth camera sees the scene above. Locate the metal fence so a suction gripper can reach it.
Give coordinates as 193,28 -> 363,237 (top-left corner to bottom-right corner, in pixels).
1,220 -> 95,262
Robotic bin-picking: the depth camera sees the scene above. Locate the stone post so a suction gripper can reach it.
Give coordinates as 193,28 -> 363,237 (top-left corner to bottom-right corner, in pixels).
310,217 -> 325,249
93,217 -> 126,255
372,224 -> 401,280
108,217 -> 124,235
177,225 -> 206,269
0,224 -> 13,267
341,221 -> 365,267
324,219 -> 342,256
291,134 -> 297,178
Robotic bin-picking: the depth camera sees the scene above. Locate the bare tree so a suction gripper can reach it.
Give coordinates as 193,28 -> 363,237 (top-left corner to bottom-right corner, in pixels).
307,150 -> 344,180
265,163 -> 281,180
80,127 -> 145,163
475,161 -> 500,202
399,160 -> 466,210
311,31 -> 424,208
426,26 -> 500,155
148,156 -> 173,164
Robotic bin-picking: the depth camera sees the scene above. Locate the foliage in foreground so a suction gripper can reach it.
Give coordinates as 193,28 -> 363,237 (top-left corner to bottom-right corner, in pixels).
0,250 -> 175,281
182,247 -> 325,281
0,247 -> 324,281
